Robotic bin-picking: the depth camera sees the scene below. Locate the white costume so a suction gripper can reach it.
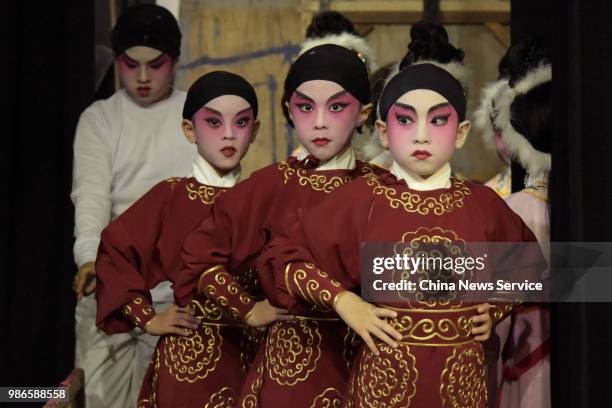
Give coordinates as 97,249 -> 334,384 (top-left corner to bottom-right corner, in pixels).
71,88 -> 196,408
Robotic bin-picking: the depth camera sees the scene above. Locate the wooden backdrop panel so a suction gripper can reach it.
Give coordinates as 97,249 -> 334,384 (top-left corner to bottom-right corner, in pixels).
177,0 -> 303,176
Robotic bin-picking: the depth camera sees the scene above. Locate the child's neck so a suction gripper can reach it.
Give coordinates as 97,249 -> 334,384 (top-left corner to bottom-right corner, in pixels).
191,155 -> 241,188
390,161 -> 452,191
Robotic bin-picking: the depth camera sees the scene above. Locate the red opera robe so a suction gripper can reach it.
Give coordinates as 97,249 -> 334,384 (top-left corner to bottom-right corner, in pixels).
173,156 -> 380,408
95,177 -> 259,408
263,167 -> 545,408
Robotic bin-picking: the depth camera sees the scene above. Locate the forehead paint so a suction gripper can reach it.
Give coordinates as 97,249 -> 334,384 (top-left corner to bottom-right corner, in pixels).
204,95 -> 252,117
124,46 -> 163,63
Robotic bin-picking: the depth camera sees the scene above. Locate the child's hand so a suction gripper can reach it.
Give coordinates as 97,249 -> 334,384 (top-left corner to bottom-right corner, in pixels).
245,299 -> 294,327
144,304 -> 201,336
73,261 -> 96,300
471,303 -> 493,341
334,291 -> 402,356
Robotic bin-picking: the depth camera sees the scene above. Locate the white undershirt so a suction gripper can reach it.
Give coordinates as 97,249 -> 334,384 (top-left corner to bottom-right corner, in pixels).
71,88 -> 197,268
297,145 -> 356,170
190,155 -> 241,188
389,161 -> 452,191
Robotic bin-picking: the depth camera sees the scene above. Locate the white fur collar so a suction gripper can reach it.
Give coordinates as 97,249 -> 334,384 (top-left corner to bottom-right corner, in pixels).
473,78 -> 509,150
493,64 -> 552,180
190,155 -> 241,188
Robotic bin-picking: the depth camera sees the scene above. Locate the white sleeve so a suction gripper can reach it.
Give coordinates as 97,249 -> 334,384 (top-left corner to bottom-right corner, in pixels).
70,107 -> 113,269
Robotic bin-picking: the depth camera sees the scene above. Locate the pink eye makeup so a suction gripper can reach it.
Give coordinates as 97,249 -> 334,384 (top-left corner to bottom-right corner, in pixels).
201,109 -> 223,128
146,54 -> 172,71
428,104 -> 454,126
118,55 -> 139,69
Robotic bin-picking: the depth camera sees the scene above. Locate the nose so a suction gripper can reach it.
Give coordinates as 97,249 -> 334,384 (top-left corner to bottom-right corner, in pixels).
413,120 -> 430,144
223,122 -> 235,140
314,109 -> 327,130
138,65 -> 150,84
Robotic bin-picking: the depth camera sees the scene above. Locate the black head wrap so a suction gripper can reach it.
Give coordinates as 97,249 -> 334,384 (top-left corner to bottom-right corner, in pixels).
111,4 -> 182,58
182,71 -> 258,120
379,63 -> 466,121
282,44 -> 370,126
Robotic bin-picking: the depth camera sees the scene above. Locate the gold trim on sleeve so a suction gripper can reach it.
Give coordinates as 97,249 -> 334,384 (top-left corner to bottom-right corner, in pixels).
284,263 -> 294,298
197,265 -> 225,294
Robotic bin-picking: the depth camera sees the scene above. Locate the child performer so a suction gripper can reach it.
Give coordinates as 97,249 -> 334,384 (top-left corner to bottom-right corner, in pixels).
265,63 -> 545,407
95,71 -> 277,407
493,60 -> 552,408
173,44 -> 377,407
364,20 -> 468,169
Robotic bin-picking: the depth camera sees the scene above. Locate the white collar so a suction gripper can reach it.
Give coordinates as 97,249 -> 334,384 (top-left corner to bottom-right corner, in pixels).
190,155 -> 241,188
297,145 -> 356,170
390,161 -> 452,191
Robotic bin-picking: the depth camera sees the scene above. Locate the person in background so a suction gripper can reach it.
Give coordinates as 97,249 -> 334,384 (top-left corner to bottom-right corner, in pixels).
70,4 -> 195,407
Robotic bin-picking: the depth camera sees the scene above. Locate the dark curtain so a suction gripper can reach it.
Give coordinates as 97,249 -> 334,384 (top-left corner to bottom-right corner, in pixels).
549,0 -> 612,406
513,0 -> 612,406
0,0 -> 94,388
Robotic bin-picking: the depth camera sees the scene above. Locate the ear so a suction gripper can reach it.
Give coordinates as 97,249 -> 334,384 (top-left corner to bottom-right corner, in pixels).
250,120 -> 260,144
358,103 -> 374,126
455,120 -> 471,149
375,119 -> 389,149
182,119 -> 196,144
284,100 -> 294,122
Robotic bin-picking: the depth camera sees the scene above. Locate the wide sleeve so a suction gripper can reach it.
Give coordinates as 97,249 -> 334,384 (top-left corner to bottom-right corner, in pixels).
261,181 -> 373,312
95,181 -> 172,334
173,167 -> 281,318
482,188 -> 548,325
71,107 -> 114,269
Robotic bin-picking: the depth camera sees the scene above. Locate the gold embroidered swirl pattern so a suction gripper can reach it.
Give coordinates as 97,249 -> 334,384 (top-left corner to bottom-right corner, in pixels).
241,359 -> 264,408
489,302 -> 515,323
386,314 -> 472,344
362,166 -> 471,215
278,161 -> 296,183
291,263 -> 341,310
392,227 -> 471,308
186,182 -> 225,204
440,344 -> 487,408
310,387 -> 342,408
191,298 -> 224,322
277,161 -> 351,193
355,344 -> 418,407
265,320 -> 322,385
204,386 -> 237,408
162,325 -> 222,383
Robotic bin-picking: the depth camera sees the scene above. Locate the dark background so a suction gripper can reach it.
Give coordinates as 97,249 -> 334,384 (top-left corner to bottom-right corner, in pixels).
1,0 -> 610,406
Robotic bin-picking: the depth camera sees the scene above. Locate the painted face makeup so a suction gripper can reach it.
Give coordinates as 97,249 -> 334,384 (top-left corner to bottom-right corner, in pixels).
384,89 -> 461,178
117,46 -> 175,106
289,80 -> 362,161
191,95 -> 255,173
